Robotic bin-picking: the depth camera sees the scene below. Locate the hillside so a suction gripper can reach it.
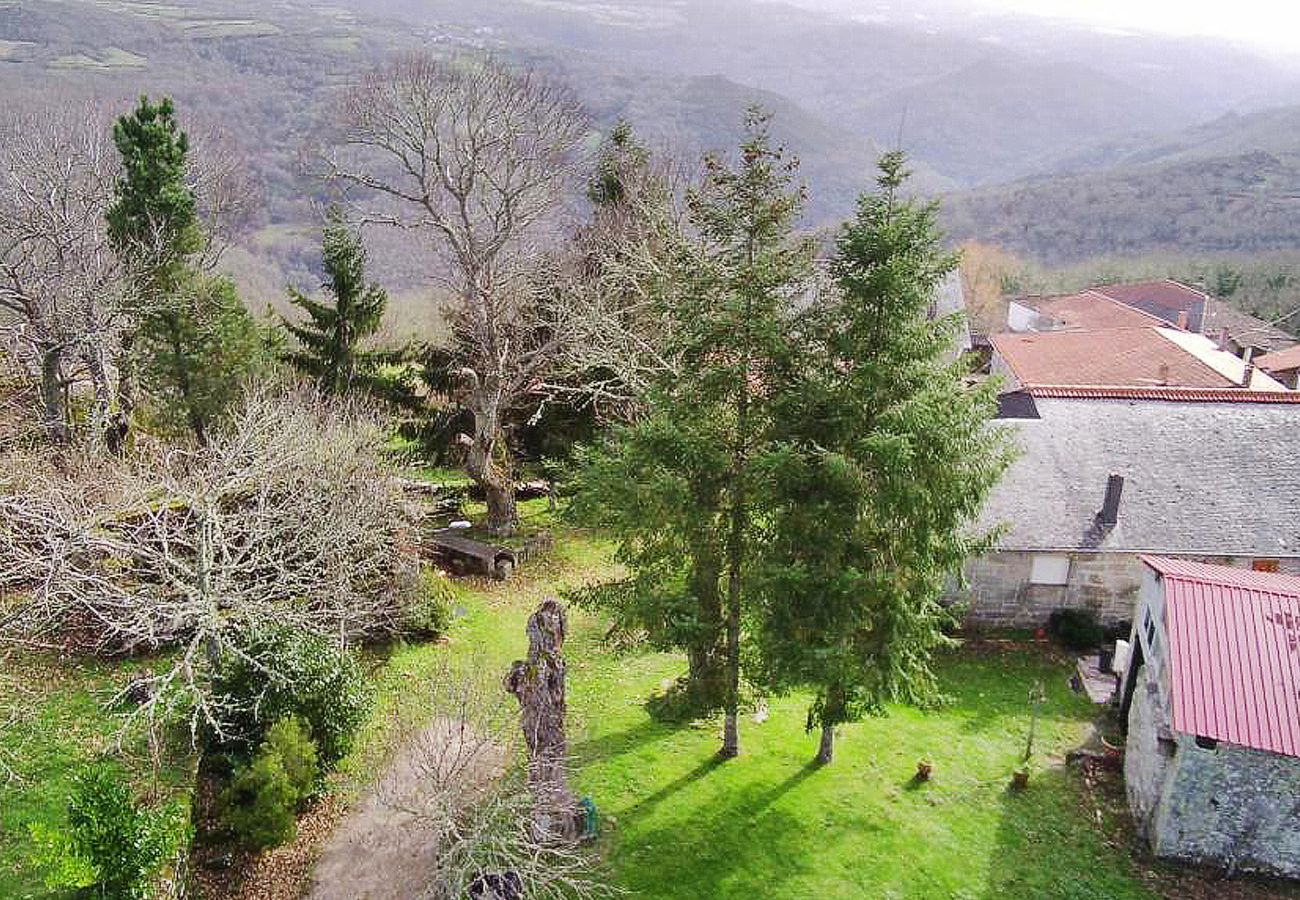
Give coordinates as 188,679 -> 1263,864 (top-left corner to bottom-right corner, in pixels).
943,105 -> 1300,263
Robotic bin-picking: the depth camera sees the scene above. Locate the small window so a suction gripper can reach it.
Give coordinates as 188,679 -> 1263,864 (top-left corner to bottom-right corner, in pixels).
1195,735 -> 1218,750
1253,559 -> 1280,573
1030,554 -> 1070,586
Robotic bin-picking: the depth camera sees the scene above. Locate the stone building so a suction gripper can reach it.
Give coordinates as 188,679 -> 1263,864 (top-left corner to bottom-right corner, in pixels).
959,389 -> 1300,627
1119,556 -> 1300,878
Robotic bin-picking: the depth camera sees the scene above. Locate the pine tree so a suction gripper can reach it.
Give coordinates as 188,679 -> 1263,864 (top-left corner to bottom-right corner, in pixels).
754,152 -> 1015,764
107,96 -> 261,444
136,274 -> 264,445
573,109 -> 814,757
283,208 -> 387,394
107,95 -> 202,300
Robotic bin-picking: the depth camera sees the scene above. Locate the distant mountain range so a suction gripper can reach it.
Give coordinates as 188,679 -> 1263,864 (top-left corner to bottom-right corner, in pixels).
4,0 -> 1300,290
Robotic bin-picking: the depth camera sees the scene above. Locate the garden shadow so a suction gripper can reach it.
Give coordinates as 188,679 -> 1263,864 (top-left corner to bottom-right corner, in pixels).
615,759 -> 825,899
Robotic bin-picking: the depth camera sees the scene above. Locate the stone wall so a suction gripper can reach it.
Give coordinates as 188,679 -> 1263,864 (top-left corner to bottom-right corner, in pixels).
1124,665 -> 1174,839
1124,664 -> 1300,878
958,551 -> 1300,629
1154,735 -> 1300,877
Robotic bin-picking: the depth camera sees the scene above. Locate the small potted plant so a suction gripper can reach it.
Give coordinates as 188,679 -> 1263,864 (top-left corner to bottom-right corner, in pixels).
915,757 -> 933,781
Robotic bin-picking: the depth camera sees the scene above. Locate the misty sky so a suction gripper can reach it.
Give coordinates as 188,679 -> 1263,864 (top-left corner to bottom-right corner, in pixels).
973,0 -> 1300,52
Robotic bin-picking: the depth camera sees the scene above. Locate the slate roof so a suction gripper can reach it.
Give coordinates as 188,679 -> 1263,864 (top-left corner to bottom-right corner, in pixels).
1094,280 -> 1209,331
1142,556 -> 1300,757
981,398 -> 1300,556
1201,302 -> 1297,355
992,328 -> 1236,389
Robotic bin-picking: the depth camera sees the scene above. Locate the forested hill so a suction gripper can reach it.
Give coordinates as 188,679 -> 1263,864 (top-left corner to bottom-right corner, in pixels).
5,0 -> 1300,292
941,105 -> 1300,264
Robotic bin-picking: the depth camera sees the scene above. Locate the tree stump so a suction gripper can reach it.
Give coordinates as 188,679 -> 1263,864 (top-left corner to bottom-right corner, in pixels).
504,597 -> 578,841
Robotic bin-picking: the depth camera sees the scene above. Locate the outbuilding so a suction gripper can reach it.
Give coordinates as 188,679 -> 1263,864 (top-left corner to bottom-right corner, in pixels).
1119,556 -> 1300,877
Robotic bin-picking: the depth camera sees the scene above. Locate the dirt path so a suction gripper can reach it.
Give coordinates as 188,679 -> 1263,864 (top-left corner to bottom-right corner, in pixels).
305,718 -> 503,900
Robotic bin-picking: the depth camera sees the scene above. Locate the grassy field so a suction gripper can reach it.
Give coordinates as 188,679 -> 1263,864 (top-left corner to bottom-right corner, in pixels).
0,652 -> 195,899
350,526 -> 1157,900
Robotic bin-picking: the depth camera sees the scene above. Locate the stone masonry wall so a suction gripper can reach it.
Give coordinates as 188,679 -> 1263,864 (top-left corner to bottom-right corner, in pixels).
1124,665 -> 1174,840
957,552 -> 1300,629
1154,736 -> 1300,877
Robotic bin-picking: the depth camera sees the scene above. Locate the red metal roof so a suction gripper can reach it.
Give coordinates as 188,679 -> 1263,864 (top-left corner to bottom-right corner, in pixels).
1026,386 -> 1300,403
1142,556 -> 1300,757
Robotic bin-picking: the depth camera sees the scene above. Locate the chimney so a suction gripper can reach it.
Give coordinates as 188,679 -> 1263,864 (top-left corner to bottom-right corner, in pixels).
1157,362 -> 1170,385
1242,361 -> 1256,389
1217,327 -> 1231,352
1176,309 -> 1189,330
1099,474 -> 1124,526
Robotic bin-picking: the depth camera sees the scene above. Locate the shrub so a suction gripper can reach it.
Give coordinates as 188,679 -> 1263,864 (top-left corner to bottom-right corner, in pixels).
221,717 -> 318,849
31,762 -> 185,900
1047,608 -> 1104,651
210,625 -> 370,767
401,571 -> 455,641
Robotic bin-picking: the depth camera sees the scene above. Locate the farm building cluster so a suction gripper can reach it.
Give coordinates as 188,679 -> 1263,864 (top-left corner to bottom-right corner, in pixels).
950,278 -> 1300,877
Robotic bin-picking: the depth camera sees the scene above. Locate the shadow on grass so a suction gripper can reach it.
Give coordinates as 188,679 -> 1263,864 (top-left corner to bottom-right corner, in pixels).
613,757 -> 826,898
983,766 -> 1150,900
570,716 -> 673,768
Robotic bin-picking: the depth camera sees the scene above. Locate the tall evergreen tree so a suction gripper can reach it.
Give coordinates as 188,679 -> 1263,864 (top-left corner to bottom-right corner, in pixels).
754,152 -> 1015,764
107,95 -> 202,301
283,208 -> 387,394
107,96 -> 260,444
573,109 -> 814,757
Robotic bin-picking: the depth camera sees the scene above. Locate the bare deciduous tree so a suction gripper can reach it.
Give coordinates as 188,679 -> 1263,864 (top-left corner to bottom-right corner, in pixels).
0,384 -> 416,741
328,53 -> 588,534
371,660 -> 614,900
0,104 -> 123,444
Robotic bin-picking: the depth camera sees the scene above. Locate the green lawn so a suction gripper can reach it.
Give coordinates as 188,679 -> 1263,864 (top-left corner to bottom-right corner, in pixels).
0,653 -> 195,899
354,528 -> 1156,900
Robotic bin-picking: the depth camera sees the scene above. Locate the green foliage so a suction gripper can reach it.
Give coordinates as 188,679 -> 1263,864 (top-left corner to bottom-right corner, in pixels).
31,762 -> 185,900
283,207 -> 388,394
573,108 -> 815,736
106,95 -> 202,293
210,626 -> 371,768
400,570 -> 456,641
1047,608 -> 1105,651
136,273 -> 265,443
753,152 -> 1016,744
220,718 -> 317,849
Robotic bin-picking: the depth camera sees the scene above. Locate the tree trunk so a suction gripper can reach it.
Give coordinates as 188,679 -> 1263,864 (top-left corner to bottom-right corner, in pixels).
720,411 -> 748,759
460,395 -> 519,536
817,723 -> 835,765
112,330 -> 137,452
505,598 -> 577,841
38,346 -> 69,444
686,550 -> 727,711
82,346 -> 113,449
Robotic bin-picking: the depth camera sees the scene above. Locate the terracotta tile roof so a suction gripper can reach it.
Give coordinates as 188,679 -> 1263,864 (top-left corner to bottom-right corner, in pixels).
1257,344 -> 1300,374
1029,291 -> 1168,331
1141,556 -> 1300,757
1025,386 -> 1300,403
992,327 -> 1234,389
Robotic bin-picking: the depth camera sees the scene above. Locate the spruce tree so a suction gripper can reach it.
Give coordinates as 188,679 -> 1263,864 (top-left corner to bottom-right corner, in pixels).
283,208 -> 387,394
754,153 -> 1015,764
573,109 -> 814,757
